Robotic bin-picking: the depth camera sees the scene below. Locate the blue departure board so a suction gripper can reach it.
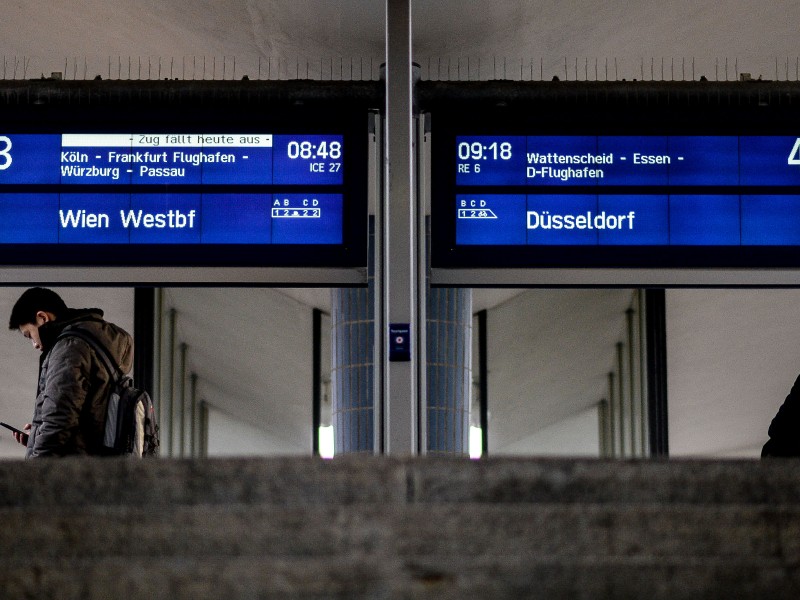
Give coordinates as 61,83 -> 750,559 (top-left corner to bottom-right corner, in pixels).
0,127 -> 367,274
0,133 -> 346,248
439,133 -> 800,266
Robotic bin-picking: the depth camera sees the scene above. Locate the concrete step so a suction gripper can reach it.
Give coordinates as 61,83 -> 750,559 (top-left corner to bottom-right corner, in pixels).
0,556 -> 797,600
1,456 -> 799,507
0,557 -> 392,600
0,456 -> 406,508
0,456 -> 797,599
0,504 -> 797,562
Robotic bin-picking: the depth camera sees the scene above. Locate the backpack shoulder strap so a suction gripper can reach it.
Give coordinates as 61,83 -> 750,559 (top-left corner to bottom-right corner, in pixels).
57,327 -> 122,383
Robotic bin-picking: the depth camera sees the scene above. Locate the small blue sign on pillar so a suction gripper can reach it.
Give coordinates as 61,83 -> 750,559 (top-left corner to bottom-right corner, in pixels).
389,323 -> 411,362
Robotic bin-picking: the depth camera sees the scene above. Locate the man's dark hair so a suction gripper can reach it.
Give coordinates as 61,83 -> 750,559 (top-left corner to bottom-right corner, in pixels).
8,287 -> 69,329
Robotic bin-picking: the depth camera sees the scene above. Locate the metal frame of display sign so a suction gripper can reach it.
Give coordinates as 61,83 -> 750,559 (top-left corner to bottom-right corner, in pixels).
424,81 -> 800,286
0,80 -> 379,285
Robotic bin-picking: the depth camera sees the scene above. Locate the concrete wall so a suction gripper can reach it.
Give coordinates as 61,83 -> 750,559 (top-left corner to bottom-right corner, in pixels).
497,405 -> 600,456
485,289 -> 633,455
207,406 -> 302,456
484,288 -> 800,459
162,288 -> 316,457
667,289 -> 800,458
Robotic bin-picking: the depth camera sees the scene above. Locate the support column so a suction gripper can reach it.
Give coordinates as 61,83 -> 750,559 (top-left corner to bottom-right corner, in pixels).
646,289 -> 669,457
333,284 -> 471,455
383,0 -> 418,454
333,1 -> 475,456
198,400 -> 208,458
608,371 -> 617,457
332,219 -> 471,456
627,307 -> 637,457
331,220 -> 376,454
426,288 -> 471,455
312,308 -> 322,456
476,309 -> 489,455
189,373 -> 197,458
178,342 -> 187,458
165,308 -> 176,458
616,341 -> 625,457
331,282 -> 375,454
638,290 -> 650,456
134,288 -> 159,457
133,289 -> 155,405
598,398 -> 610,457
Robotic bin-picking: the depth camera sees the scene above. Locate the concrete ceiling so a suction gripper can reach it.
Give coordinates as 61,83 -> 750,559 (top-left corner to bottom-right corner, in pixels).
1,1 -> 797,82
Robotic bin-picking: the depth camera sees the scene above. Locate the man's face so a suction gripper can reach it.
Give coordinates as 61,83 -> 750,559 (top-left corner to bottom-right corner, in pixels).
18,312 -> 50,352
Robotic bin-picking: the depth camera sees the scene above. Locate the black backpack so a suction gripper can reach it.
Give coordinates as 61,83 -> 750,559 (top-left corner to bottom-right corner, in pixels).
58,328 -> 159,457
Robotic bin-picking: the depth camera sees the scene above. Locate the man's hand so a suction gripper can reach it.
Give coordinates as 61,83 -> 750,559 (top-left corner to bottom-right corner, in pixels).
13,423 -> 30,446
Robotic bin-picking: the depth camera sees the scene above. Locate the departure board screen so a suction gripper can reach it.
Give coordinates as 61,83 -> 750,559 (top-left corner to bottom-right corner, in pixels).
0,128 -> 364,268
0,78 -> 375,273
0,133 -> 344,246
455,135 -> 800,246
432,122 -> 800,269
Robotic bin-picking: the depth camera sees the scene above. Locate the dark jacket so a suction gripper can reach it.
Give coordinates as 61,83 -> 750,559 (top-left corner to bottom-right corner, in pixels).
762,373 -> 800,457
26,308 -> 133,458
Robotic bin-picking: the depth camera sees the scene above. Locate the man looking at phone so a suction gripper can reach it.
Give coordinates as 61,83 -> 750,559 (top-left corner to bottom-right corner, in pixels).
7,287 -> 133,457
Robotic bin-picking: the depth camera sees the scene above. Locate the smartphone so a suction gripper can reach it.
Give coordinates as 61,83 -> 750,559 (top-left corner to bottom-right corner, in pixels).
0,422 -> 25,436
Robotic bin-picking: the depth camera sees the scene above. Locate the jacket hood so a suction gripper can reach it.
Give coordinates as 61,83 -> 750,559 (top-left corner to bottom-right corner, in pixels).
39,308 -> 133,373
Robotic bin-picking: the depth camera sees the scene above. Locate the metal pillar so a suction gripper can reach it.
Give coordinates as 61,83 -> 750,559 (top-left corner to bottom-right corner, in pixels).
312,308 -> 322,456
198,400 -> 208,458
416,118 -> 428,454
189,373 -> 197,458
616,341 -> 625,457
152,289 -> 163,456
638,290 -> 650,456
608,371 -> 616,457
646,289 -> 669,457
178,342 -> 187,458
133,289 -> 155,402
165,308 -> 176,458
477,309 -> 489,455
598,399 -> 610,457
372,118 -> 386,455
627,308 -> 636,456
384,0 -> 418,454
